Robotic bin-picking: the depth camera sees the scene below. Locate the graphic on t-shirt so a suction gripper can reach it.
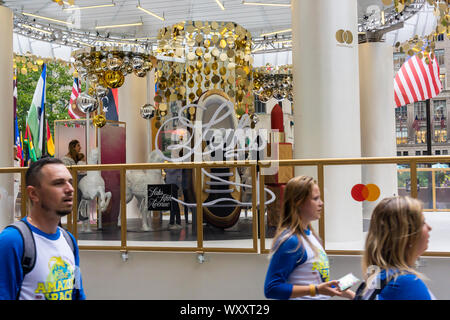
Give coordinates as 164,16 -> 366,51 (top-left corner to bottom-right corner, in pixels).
312,249 -> 330,282
34,256 -> 75,300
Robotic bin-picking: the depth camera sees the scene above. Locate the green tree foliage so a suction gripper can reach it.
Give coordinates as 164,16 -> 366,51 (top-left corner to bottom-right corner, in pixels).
15,59 -> 79,138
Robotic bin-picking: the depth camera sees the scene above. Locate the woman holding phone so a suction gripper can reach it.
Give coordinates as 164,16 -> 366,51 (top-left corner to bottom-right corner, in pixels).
264,175 -> 355,300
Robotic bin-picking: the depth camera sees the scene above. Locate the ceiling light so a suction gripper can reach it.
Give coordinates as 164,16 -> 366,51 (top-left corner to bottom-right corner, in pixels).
242,1 -> 290,7
123,37 -> 157,40
95,22 -> 143,29
260,28 -> 291,37
96,40 -> 141,46
215,0 -> 225,10
20,24 -> 52,35
71,39 -> 93,47
273,39 -> 291,44
63,3 -> 115,11
22,12 -> 73,25
137,6 -> 165,21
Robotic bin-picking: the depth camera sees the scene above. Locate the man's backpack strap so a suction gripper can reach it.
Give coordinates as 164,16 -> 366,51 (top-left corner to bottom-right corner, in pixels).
6,221 -> 36,276
60,227 -> 75,255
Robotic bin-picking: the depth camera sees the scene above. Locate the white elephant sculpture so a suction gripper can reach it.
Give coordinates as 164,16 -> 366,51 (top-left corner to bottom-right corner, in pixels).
78,148 -> 112,232
118,150 -> 164,231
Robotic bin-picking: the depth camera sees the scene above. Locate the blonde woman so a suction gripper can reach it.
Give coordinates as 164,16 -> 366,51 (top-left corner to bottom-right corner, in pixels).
355,196 -> 434,300
264,175 -> 354,300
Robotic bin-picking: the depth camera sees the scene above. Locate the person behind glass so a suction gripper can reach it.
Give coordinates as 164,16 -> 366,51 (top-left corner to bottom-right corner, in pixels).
165,165 -> 182,230
61,140 -> 84,217
61,139 -> 82,166
355,196 -> 434,300
264,175 -> 354,300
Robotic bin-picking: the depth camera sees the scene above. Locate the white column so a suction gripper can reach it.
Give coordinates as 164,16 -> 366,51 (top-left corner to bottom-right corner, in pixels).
118,72 -> 151,219
292,0 -> 363,245
359,42 -> 398,223
118,73 -> 151,163
0,6 -> 14,229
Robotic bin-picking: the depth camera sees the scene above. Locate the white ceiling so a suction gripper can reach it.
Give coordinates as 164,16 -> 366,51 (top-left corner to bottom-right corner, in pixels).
4,0 -> 293,39
5,0 -> 438,64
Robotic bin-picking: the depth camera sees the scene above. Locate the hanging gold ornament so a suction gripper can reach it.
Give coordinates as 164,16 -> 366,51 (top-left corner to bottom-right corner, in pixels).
93,114 -> 107,128
104,70 -> 125,88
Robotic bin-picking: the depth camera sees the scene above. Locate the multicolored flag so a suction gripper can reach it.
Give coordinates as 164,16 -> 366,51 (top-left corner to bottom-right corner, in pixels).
26,64 -> 47,159
13,79 -> 24,165
46,121 -> 55,156
24,124 -> 37,162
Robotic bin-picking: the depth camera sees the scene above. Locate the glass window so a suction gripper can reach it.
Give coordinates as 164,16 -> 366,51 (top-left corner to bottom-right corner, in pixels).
416,150 -> 421,155
414,101 -> 427,121
393,52 -> 406,72
403,151 -> 409,156
435,49 -> 445,67
416,129 -> 427,144
436,150 -> 441,155
443,149 -> 449,155
433,100 -> 447,142
254,97 -> 266,114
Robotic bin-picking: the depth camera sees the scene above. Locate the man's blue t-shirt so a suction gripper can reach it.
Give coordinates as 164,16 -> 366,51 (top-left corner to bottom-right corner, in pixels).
0,219 -> 86,300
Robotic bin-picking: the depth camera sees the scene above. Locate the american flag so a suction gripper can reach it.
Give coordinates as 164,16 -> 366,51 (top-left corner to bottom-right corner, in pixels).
68,77 -> 81,119
394,54 -> 442,108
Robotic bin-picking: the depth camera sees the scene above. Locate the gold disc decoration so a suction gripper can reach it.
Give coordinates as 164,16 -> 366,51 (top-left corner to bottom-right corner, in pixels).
155,20 -> 254,117
253,64 -> 293,102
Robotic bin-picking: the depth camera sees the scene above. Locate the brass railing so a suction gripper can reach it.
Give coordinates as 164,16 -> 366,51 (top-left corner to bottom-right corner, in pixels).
4,155 -> 450,257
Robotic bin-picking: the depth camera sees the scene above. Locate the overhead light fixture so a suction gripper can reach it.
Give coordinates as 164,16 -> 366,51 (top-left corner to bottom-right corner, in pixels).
20,24 -> 52,35
95,22 -> 143,29
71,38 -> 93,47
123,37 -> 157,40
63,3 -> 115,11
137,5 -> 165,21
22,12 -> 73,25
242,1 -> 290,7
214,0 -> 225,10
96,40 -> 141,46
273,39 -> 291,44
260,28 -> 291,37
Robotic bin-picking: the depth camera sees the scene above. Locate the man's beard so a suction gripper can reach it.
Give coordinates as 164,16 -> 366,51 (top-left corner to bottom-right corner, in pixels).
41,202 -> 72,217
56,210 -> 72,217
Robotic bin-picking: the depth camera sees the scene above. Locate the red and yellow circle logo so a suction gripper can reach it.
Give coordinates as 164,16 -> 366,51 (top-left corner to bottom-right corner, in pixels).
351,184 -> 380,202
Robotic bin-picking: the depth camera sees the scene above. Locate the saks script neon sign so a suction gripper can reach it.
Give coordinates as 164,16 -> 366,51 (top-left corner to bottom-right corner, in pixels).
154,100 -> 280,176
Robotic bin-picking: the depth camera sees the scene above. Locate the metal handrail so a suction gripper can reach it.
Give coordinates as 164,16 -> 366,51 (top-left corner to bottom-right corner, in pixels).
5,155 -> 450,256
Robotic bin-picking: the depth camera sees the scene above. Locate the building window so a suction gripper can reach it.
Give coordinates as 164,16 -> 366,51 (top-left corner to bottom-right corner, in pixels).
396,126 -> 408,145
397,151 -> 402,156
440,74 -> 446,90
436,150 -> 441,155
415,130 -> 427,144
403,151 -> 409,156
443,150 -> 449,155
433,100 -> 447,142
393,53 -> 406,73
414,101 -> 427,121
437,34 -> 445,42
435,49 -> 445,66
416,150 -> 421,155
254,97 -> 266,114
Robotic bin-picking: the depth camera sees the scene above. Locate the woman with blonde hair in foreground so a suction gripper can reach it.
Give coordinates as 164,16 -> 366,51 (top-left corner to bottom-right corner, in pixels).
355,196 -> 434,300
264,175 -> 354,300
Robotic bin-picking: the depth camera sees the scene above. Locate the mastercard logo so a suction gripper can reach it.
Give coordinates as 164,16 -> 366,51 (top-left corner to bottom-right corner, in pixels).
351,184 -> 380,202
